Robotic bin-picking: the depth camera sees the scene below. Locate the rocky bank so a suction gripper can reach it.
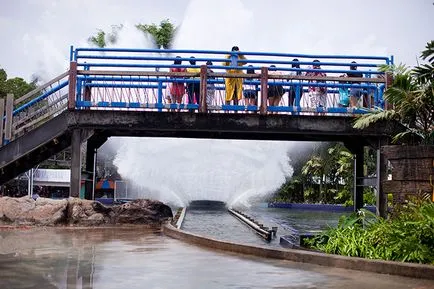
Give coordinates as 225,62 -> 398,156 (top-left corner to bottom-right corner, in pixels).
0,197 -> 173,226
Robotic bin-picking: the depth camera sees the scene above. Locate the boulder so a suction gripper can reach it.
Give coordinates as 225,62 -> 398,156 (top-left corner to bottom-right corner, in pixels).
112,199 -> 173,224
66,198 -> 113,225
0,196 -> 67,225
0,197 -> 172,226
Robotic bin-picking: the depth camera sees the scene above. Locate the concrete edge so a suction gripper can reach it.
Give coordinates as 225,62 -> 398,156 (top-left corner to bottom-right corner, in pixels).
175,207 -> 186,229
162,223 -> 434,280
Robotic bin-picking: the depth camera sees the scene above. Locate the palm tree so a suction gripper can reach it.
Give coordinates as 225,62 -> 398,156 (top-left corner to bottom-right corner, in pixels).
302,155 -> 324,202
354,41 -> 434,145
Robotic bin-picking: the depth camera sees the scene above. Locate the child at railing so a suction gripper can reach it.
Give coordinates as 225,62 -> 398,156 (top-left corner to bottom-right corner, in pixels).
167,56 -> 186,107
243,65 -> 258,109
288,59 -> 302,107
338,74 -> 349,108
268,65 -> 285,113
305,60 -> 327,109
347,61 -> 363,108
187,56 -> 201,107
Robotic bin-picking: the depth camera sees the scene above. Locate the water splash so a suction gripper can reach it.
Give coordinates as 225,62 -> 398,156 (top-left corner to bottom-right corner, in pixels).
113,138 -> 294,207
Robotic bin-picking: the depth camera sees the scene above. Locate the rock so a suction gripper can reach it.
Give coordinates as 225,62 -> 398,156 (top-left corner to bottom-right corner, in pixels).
67,198 -> 113,225
0,196 -> 67,225
112,199 -> 173,224
0,197 -> 172,226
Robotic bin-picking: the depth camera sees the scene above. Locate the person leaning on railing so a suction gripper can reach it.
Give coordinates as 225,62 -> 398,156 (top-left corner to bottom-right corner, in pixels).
347,61 -> 364,108
243,65 -> 258,108
338,74 -> 350,107
187,56 -> 201,106
223,46 -> 247,105
167,56 -> 186,105
305,60 -> 327,109
288,58 -> 302,107
268,65 -> 285,113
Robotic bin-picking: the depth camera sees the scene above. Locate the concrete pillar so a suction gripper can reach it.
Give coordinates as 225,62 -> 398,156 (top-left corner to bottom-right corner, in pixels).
84,142 -> 96,200
70,129 -> 82,198
377,147 -> 388,218
353,146 -> 364,212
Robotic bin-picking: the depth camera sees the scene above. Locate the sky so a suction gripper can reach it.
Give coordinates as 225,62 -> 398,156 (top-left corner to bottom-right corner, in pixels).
0,0 -> 433,81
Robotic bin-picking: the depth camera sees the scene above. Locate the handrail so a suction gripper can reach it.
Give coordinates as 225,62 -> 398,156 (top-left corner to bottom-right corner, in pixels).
13,80 -> 68,116
13,71 -> 69,105
77,69 -> 385,83
74,47 -> 391,61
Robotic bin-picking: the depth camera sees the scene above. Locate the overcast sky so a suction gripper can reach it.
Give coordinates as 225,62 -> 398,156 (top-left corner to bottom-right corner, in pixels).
0,0 -> 433,81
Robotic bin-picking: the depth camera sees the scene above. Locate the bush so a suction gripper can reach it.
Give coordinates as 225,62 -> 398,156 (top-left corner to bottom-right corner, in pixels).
305,201 -> 434,264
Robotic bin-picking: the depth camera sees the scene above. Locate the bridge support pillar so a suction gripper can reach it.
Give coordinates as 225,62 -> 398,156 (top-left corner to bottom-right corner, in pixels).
377,145 -> 388,218
70,129 -> 82,198
84,144 -> 96,200
353,146 -> 364,212
83,134 -> 108,200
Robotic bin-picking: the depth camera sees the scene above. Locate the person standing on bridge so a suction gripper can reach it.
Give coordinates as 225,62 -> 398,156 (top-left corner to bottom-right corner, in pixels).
206,61 -> 216,109
168,56 -> 186,107
187,56 -> 201,107
243,65 -> 258,108
305,60 -> 327,109
223,46 -> 247,105
288,59 -> 302,107
268,65 -> 285,113
347,61 -> 364,108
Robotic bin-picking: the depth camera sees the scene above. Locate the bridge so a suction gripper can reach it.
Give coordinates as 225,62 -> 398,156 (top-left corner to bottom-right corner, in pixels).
0,47 -> 398,217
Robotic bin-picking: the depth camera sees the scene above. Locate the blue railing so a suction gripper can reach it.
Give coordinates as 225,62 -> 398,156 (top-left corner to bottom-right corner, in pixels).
69,46 -> 390,114
10,46 -> 391,132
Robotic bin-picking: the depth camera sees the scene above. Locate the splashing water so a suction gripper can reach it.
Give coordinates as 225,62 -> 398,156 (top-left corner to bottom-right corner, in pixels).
109,1 -> 296,207
113,138 -> 294,207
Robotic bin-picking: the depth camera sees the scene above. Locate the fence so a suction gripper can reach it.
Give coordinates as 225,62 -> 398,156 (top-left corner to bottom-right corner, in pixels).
1,47 -> 392,145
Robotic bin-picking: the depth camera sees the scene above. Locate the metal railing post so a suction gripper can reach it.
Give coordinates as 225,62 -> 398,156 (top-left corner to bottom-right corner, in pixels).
4,94 -> 14,144
199,65 -> 208,113
68,61 -> 77,110
260,67 -> 268,115
157,80 -> 163,112
384,72 -> 393,110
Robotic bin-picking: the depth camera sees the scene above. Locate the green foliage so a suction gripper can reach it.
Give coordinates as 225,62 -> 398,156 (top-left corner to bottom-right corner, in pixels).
87,25 -> 123,48
136,19 -> 176,49
306,201 -> 434,264
273,143 -> 378,206
88,30 -> 106,48
354,41 -> 434,145
0,68 -> 36,98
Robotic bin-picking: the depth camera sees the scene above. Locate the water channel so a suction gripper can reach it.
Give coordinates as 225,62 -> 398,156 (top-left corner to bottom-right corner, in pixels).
1,207 -> 433,289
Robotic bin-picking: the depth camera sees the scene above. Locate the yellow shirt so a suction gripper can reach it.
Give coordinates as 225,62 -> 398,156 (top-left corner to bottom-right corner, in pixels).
187,67 -> 201,73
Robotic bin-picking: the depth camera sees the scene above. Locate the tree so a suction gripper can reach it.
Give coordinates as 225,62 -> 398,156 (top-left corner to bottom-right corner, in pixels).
87,25 -> 123,48
136,19 -> 176,49
354,41 -> 434,145
0,68 -> 36,99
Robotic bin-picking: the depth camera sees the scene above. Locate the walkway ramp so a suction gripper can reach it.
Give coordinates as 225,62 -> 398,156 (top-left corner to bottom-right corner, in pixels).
0,112 -> 71,184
